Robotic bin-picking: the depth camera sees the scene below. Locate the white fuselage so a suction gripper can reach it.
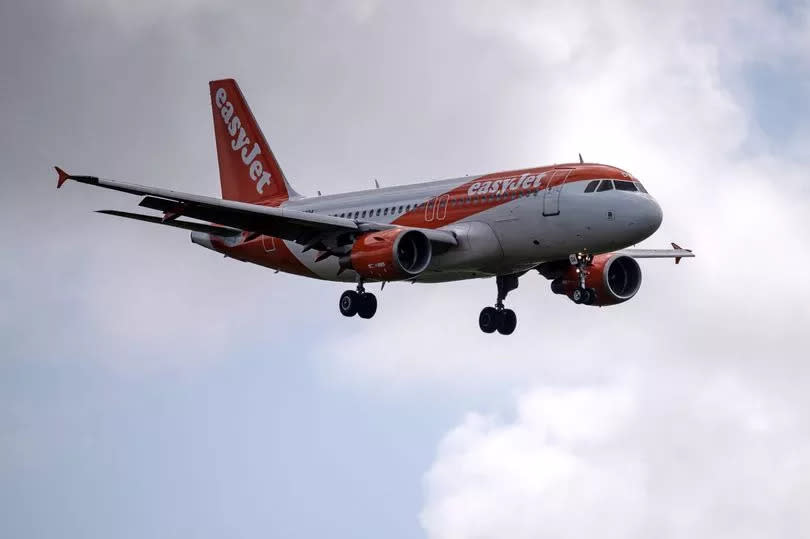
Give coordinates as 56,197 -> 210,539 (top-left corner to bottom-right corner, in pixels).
192,163 -> 663,283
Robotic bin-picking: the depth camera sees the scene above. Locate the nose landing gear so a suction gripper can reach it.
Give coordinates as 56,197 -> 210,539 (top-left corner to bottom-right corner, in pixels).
339,281 -> 378,319
568,253 -> 596,305
478,274 -> 519,335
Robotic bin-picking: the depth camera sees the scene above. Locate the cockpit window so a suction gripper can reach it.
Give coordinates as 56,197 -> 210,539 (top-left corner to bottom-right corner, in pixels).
596,180 -> 614,192
636,182 -> 648,193
614,180 -> 638,192
584,180 -> 599,193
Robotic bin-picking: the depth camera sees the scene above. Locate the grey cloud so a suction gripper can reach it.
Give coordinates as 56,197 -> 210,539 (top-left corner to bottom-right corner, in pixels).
1,0 -> 809,537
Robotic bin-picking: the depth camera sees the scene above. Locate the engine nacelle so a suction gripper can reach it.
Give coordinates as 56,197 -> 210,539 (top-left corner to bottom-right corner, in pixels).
341,229 -> 432,280
551,253 -> 642,306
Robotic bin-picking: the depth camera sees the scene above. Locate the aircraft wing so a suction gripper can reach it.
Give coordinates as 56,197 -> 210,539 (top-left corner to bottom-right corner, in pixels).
55,167 -> 458,247
619,243 -> 695,264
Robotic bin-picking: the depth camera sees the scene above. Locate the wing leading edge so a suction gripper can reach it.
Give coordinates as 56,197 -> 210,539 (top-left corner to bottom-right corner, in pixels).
55,167 -> 458,247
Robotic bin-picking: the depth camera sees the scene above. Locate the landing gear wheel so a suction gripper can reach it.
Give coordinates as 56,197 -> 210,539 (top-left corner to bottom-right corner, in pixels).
497,309 -> 517,335
357,293 -> 378,319
571,288 -> 596,305
479,306 -> 499,334
339,290 -> 359,317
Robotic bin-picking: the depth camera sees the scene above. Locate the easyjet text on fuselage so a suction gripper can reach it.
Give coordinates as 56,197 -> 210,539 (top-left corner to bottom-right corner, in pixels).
466,172 -> 547,197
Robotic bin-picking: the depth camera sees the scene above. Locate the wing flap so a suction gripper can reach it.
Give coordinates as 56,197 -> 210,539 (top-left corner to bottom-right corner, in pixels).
96,210 -> 243,236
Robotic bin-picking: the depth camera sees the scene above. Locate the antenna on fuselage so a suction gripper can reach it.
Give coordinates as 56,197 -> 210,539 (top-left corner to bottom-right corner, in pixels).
579,153 -> 584,164
374,179 -> 380,189
317,190 -> 322,196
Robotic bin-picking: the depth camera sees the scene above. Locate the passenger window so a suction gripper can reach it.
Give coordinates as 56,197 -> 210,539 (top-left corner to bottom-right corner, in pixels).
406,205 -> 411,211
614,180 -> 638,192
383,208 -> 388,216
596,180 -> 614,192
584,180 -> 599,193
376,209 -> 381,216
398,206 -> 403,213
354,211 -> 359,219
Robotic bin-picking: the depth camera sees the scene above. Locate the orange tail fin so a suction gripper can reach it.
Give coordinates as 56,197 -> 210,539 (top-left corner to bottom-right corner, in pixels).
209,79 -> 299,205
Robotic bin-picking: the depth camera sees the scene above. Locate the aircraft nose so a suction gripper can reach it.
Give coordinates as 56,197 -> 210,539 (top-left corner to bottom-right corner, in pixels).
644,197 -> 663,234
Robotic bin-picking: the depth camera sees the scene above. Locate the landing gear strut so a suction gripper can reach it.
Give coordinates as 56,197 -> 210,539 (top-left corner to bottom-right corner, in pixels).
569,253 -> 596,305
339,280 -> 378,319
479,274 -> 519,335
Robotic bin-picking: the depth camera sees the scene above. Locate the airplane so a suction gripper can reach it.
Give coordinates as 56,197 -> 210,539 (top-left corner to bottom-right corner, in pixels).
55,78 -> 693,335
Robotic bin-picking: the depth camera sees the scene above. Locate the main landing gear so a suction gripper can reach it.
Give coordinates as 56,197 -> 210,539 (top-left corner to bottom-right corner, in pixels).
339,281 -> 378,319
479,274 -> 519,335
569,253 -> 596,305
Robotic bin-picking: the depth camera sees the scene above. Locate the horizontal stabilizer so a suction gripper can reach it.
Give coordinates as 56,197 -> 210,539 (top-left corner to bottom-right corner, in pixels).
620,244 -> 694,264
96,210 -> 243,237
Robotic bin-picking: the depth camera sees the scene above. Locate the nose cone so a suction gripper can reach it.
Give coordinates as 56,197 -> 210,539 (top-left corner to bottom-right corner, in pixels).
625,195 -> 663,245
646,197 -> 663,234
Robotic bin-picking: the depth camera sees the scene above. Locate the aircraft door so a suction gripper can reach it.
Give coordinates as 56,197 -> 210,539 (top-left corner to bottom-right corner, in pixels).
262,235 -> 277,252
425,197 -> 436,222
542,168 -> 573,216
436,194 -> 449,220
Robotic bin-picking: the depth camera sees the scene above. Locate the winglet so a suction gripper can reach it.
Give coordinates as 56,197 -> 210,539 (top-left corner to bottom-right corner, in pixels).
55,166 -> 70,189
671,242 -> 693,264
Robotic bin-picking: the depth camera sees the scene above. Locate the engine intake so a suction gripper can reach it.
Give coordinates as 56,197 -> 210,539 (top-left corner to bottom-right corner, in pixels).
341,229 -> 432,280
551,253 -> 642,306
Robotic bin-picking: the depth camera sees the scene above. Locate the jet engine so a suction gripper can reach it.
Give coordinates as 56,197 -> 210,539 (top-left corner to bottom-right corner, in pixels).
340,228 -> 432,280
550,253 -> 642,306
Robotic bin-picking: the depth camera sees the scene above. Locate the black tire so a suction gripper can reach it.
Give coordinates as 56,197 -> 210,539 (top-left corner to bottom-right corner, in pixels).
357,293 -> 378,319
497,309 -> 517,335
571,288 -> 584,304
479,306 -> 499,334
582,288 -> 596,305
339,290 -> 359,317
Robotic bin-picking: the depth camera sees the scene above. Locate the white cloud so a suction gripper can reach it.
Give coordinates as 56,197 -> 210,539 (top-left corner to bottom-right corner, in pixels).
330,2 -> 810,535
319,0 -> 810,393
421,374 -> 810,538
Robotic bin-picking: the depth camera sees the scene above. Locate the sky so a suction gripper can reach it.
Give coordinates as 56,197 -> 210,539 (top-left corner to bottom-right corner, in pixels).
1,0 -> 809,538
